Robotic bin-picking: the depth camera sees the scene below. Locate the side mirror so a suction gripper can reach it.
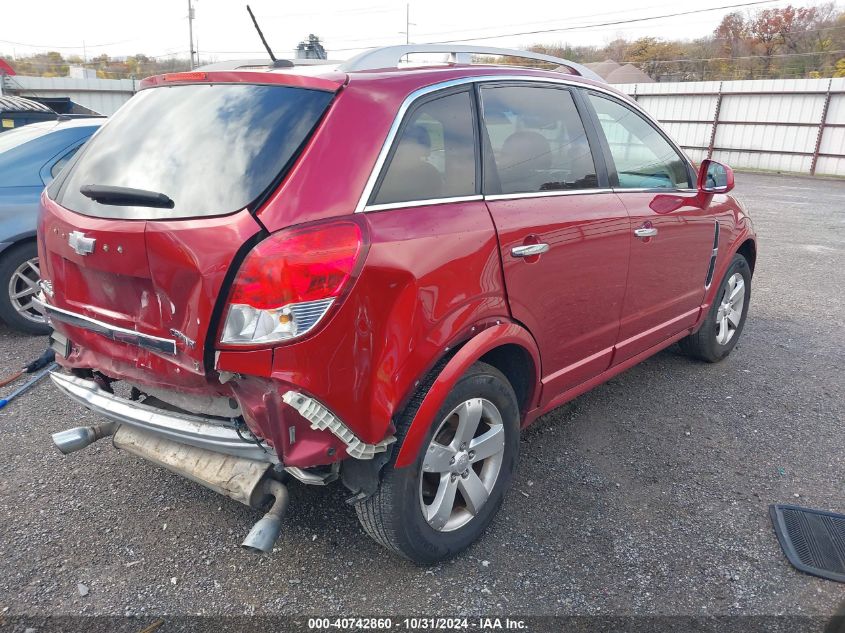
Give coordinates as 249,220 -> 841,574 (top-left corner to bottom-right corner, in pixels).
697,159 -> 734,193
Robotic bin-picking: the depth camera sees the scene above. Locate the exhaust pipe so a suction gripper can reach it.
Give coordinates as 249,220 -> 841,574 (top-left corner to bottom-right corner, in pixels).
110,425 -> 290,553
52,422 -> 117,454
242,479 -> 289,554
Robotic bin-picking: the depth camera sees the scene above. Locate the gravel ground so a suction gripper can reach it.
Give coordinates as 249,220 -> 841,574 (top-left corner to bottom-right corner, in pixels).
0,172 -> 843,626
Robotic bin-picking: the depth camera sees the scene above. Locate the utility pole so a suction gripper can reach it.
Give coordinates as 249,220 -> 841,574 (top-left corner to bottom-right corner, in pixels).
187,0 -> 195,69
399,3 -> 415,48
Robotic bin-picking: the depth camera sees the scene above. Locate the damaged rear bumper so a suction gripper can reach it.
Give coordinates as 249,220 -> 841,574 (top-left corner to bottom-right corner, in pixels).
49,371 -> 277,463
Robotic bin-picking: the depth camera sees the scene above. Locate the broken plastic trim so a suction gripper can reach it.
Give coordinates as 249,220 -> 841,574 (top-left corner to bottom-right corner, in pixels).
282,391 -> 395,460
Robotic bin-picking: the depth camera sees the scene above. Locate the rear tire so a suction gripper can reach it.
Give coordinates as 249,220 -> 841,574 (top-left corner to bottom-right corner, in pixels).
356,362 -> 520,564
679,253 -> 751,363
0,242 -> 50,336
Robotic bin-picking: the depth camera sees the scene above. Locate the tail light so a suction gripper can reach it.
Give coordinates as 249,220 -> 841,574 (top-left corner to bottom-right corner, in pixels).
220,221 -> 365,345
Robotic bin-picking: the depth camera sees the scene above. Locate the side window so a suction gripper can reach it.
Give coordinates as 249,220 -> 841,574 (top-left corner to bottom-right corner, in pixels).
479,85 -> 598,195
588,93 -> 690,190
372,90 -> 476,206
50,146 -> 80,180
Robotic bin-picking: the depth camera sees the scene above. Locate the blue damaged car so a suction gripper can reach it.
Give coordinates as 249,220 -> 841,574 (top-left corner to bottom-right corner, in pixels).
0,117 -> 102,334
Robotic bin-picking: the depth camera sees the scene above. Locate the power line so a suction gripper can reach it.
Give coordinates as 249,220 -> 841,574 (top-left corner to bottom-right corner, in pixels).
0,37 -> 136,50
429,0 -> 784,44
311,0 -> 787,52
624,47 -> 845,64
321,1 -> 697,45
260,4 -> 397,19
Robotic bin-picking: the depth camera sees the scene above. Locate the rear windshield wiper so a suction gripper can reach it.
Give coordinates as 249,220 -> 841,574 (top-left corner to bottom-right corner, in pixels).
80,184 -> 175,209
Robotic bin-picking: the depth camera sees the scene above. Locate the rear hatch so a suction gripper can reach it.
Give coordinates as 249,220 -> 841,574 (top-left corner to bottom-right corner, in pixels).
40,76 -> 337,383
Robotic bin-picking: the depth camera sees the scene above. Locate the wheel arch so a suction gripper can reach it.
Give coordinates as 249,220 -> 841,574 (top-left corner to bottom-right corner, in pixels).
477,343 -> 536,417
0,232 -> 37,257
694,230 -> 756,332
394,321 -> 540,469
736,237 -> 757,275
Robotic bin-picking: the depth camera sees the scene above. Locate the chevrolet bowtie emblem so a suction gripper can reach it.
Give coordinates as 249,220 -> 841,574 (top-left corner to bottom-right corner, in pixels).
68,231 -> 96,256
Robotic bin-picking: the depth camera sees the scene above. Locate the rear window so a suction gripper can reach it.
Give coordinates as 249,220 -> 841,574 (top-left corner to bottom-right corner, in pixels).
53,83 -> 333,219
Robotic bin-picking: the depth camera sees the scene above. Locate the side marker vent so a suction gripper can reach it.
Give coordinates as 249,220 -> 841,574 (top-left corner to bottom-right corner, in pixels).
704,221 -> 720,288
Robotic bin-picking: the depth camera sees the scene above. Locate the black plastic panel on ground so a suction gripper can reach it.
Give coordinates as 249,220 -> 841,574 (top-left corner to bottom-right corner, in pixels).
770,503 -> 845,583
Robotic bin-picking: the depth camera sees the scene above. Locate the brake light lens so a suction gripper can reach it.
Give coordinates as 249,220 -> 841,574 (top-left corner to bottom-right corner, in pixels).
163,71 -> 207,82
221,221 -> 364,345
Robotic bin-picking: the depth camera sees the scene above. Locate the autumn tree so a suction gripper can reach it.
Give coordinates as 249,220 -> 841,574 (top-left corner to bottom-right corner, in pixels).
625,37 -> 686,80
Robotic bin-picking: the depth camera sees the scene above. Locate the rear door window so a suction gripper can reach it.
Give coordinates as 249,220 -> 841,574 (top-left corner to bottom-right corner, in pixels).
479,84 -> 600,194
54,84 -> 334,219
371,90 -> 477,206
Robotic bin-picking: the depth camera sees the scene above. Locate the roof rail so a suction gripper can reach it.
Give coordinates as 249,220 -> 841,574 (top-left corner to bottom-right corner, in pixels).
339,45 -> 603,82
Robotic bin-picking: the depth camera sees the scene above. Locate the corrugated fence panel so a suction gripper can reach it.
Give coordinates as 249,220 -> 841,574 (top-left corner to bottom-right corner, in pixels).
636,94 -> 717,121
661,122 -> 711,148
620,79 -> 845,176
819,127 -> 845,155
719,93 -> 824,124
825,94 -> 845,124
715,123 -> 818,153
721,78 -> 831,94
684,148 -> 708,163
10,75 -> 135,116
71,91 -> 132,116
713,149 -> 812,173
815,156 -> 845,176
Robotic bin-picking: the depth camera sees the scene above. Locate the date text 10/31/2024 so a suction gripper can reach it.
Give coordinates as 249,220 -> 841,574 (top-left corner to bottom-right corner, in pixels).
307,618 -> 529,630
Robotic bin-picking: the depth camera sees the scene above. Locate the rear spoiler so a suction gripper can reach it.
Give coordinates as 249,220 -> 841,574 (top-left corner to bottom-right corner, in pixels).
139,70 -> 345,92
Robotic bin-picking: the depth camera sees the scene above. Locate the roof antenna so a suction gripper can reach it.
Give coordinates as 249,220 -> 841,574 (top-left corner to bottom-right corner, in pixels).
246,5 -> 292,68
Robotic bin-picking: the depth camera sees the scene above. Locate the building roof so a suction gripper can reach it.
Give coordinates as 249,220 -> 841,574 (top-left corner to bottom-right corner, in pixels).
582,60 -> 655,84
584,59 -> 622,78
0,95 -> 54,114
604,64 -> 655,84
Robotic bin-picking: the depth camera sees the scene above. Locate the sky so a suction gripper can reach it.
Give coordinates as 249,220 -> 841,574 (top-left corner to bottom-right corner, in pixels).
0,0 -> 820,64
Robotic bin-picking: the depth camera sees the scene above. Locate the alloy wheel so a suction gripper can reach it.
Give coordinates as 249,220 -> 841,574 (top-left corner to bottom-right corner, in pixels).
8,256 -> 45,325
715,272 -> 745,345
419,398 -> 506,532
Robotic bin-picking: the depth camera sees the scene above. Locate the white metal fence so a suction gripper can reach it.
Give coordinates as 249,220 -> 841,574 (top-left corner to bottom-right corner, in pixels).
1,75 -> 136,116
617,78 -> 845,177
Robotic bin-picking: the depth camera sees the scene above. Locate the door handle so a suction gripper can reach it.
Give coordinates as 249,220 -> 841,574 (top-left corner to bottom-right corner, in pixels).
511,243 -> 550,257
634,227 -> 658,238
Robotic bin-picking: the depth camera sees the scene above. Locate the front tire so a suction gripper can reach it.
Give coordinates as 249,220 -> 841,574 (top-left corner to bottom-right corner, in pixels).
0,242 -> 50,336
679,253 -> 751,363
356,362 -> 520,564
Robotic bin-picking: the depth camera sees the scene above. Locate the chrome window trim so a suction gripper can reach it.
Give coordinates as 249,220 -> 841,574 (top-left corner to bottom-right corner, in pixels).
33,296 -> 178,355
612,187 -> 699,194
355,77 -> 477,213
484,188 -> 614,202
363,195 -> 483,213
354,75 -> 692,214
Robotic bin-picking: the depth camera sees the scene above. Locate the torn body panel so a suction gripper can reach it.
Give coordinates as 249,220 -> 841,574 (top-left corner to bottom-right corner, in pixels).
38,196 -> 264,384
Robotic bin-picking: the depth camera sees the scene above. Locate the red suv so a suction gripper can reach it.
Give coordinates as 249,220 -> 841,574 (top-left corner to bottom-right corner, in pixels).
39,45 -> 756,564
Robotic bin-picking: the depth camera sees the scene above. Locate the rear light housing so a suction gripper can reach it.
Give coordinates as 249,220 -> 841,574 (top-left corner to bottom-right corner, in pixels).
220,220 -> 365,346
